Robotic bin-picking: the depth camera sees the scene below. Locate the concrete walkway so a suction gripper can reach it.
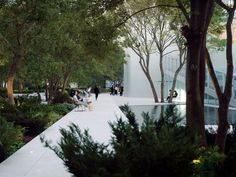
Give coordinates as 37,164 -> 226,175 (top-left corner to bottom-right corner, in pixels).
0,93 -> 140,177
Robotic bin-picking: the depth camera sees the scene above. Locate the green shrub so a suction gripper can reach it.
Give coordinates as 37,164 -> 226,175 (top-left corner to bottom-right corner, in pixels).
42,106 -> 198,177
217,144 -> 236,177
109,116 -> 197,177
18,113 -> 49,136
13,89 -> 34,94
52,103 -> 74,115
46,112 -> 61,127
1,104 -> 48,135
0,102 -> 21,122
41,124 -> 114,177
0,117 -> 24,162
16,96 -> 41,106
52,91 -> 73,104
1,97 -> 73,136
191,147 -> 225,177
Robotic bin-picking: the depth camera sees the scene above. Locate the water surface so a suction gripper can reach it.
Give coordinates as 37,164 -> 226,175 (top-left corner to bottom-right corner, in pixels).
128,105 -> 236,125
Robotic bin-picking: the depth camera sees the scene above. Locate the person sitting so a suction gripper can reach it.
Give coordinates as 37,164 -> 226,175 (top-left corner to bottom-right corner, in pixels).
166,90 -> 178,101
76,91 -> 84,101
173,90 -> 178,98
73,91 -> 92,111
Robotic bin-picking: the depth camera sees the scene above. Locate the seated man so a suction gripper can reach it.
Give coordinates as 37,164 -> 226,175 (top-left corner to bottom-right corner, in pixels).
166,90 -> 178,101
76,91 -> 84,101
73,91 -> 92,111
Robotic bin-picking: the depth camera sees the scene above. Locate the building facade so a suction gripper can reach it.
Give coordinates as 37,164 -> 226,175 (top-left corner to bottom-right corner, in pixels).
124,45 -> 236,107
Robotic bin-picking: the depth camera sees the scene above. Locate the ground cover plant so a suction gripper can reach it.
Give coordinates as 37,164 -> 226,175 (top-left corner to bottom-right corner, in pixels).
0,117 -> 24,162
0,94 -> 74,162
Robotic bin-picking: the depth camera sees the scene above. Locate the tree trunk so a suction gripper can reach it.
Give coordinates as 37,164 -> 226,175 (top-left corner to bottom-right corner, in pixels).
6,20 -> 24,105
139,57 -> 159,103
6,74 -> 15,105
18,80 -> 24,92
213,2 -> 235,152
146,72 -> 159,103
62,72 -> 70,93
215,101 -> 230,152
7,54 -> 22,105
36,86 -> 42,101
45,81 -> 49,101
186,34 -> 206,144
206,48 -> 230,152
48,78 -> 60,102
48,82 -> 53,101
184,0 -> 214,146
160,53 -> 165,102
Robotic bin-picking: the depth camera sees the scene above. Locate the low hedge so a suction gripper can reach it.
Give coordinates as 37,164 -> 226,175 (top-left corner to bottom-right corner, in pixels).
0,98 -> 73,136
0,117 -> 24,162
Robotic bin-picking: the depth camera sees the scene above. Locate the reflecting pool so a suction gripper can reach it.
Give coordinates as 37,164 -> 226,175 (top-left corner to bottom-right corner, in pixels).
128,105 -> 236,125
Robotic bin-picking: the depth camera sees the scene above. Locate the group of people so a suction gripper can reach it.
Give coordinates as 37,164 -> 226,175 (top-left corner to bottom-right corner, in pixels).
73,90 -> 92,110
110,85 -> 123,96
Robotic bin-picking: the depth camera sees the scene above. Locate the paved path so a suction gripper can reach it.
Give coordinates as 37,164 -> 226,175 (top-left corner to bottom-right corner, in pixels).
0,93 -> 132,177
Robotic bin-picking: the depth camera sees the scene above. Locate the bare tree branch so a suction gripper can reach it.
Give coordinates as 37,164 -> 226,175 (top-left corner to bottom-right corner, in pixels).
163,50 -> 179,57
215,0 -> 231,11
114,4 -> 180,29
175,0 -> 190,24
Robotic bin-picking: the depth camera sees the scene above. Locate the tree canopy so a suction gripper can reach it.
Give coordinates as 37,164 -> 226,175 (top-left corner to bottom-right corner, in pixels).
0,0 -> 126,102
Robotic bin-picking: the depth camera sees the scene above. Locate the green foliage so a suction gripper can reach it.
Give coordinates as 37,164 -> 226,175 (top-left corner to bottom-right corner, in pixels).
156,105 -> 184,130
51,103 -> 74,115
110,106 -> 196,177
208,3 -> 226,52
0,0 -> 126,102
52,91 -> 73,104
217,125 -> 236,177
42,105 -> 198,177
0,117 -> 24,162
191,147 -> 225,177
16,96 -> 41,106
119,105 -> 137,126
217,144 -> 236,177
1,97 -> 72,136
41,124 -> 114,177
45,112 -> 61,128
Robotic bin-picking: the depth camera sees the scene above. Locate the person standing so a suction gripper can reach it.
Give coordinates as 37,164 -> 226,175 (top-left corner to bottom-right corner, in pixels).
119,85 -> 124,96
114,85 -> 118,95
110,85 -> 114,95
93,85 -> 100,100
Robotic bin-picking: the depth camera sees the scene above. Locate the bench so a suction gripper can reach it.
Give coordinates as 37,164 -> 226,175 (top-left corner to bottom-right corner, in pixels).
73,99 -> 87,111
73,98 -> 93,111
